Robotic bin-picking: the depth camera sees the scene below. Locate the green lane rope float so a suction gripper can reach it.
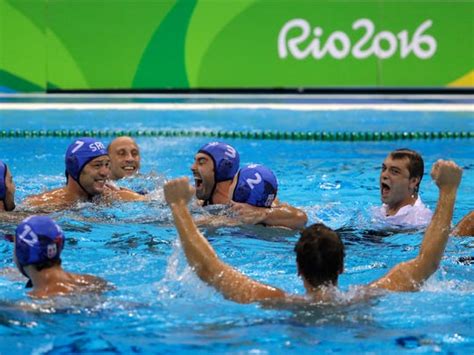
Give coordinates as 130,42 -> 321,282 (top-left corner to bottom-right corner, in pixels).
0,129 -> 472,141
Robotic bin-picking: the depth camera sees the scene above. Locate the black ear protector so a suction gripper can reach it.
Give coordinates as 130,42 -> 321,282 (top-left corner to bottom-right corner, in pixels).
66,155 -> 79,181
233,182 -> 251,203
0,163 -> 10,209
216,159 -> 233,182
66,155 -> 95,198
259,181 -> 277,206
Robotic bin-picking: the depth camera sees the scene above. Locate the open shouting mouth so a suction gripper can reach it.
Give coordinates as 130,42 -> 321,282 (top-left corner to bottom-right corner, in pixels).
194,175 -> 203,191
381,182 -> 391,197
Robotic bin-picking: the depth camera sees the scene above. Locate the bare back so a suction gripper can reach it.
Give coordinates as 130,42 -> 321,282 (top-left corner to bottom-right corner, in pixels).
29,271 -> 111,299
24,187 -> 78,211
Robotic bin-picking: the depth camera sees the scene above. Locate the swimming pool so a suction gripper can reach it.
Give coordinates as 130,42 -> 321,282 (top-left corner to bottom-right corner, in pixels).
0,97 -> 473,353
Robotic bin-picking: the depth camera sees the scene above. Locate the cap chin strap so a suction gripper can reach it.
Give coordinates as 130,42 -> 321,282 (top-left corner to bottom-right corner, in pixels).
203,182 -> 217,206
2,197 -> 16,211
77,180 -> 93,200
17,264 -> 33,288
69,173 -> 94,200
0,166 -> 13,210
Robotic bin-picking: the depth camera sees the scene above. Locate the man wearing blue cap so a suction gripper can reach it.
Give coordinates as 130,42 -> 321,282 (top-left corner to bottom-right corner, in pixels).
230,164 -> 278,209
24,138 -> 145,211
14,215 -> 110,298
165,160 -> 463,305
198,164 -> 281,227
0,160 -> 34,224
191,142 -> 307,230
0,160 -> 15,212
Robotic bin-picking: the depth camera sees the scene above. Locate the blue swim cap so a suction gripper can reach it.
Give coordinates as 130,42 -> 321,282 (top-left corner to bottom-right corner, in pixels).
0,160 -> 7,201
15,216 -> 65,268
198,142 -> 240,182
232,164 -> 278,207
65,138 -> 108,181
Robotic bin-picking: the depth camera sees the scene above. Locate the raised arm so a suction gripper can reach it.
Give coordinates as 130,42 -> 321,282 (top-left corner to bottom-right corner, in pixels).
231,200 -> 307,230
371,160 -> 462,292
164,177 -> 286,303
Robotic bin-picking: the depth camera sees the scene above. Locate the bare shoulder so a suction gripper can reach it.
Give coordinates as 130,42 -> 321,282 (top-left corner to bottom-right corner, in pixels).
73,273 -> 114,292
24,188 -> 69,208
453,211 -> 474,237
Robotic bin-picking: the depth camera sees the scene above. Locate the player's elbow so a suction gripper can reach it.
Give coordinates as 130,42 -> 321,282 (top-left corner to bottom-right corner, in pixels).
427,260 -> 441,275
417,255 -> 441,279
294,209 -> 308,230
192,259 -> 223,285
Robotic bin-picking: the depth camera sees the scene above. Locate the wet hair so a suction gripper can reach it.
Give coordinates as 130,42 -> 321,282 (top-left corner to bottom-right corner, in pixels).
295,224 -> 345,288
389,148 -> 424,193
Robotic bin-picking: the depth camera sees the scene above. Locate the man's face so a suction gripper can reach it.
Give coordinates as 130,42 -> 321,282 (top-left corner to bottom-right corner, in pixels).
380,155 -> 419,208
79,156 -> 111,196
1,168 -> 15,211
190,152 -> 215,200
108,138 -> 140,179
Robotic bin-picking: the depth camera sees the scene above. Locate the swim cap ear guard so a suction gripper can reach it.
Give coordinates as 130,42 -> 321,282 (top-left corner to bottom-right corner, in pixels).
65,138 -> 108,182
232,164 -> 278,208
15,216 -> 65,286
0,161 -> 7,202
198,142 -> 240,183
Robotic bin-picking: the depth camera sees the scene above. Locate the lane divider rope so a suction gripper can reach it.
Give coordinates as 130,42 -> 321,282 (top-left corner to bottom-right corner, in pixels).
0,129 -> 472,141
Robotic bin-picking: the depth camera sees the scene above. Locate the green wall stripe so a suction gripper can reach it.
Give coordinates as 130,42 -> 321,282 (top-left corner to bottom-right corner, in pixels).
0,70 -> 45,92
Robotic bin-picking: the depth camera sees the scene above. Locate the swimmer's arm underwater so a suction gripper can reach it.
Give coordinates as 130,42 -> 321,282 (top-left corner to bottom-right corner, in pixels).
194,215 -> 241,228
370,160 -> 462,292
164,177 -> 287,304
230,199 -> 307,230
107,187 -> 147,201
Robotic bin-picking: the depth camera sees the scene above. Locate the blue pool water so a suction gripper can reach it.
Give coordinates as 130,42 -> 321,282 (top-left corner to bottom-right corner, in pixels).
0,102 -> 473,353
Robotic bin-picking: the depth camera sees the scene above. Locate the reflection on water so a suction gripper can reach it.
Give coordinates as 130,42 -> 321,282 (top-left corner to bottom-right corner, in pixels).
0,134 -> 473,353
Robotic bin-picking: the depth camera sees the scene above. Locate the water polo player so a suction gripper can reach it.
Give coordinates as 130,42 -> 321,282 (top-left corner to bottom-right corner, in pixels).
14,215 -> 109,298
24,138 -> 145,210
